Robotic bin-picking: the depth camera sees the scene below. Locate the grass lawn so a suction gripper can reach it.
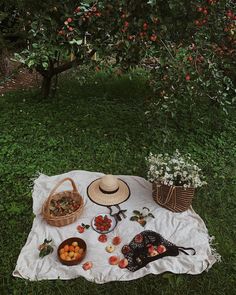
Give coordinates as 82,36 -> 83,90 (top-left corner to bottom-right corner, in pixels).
0,71 -> 235,295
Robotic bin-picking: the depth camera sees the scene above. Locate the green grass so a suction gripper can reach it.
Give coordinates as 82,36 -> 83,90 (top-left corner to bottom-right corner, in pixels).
0,71 -> 235,295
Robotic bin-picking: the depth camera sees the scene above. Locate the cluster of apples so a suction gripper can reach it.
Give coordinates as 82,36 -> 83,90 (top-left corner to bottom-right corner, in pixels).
97,234 -> 128,269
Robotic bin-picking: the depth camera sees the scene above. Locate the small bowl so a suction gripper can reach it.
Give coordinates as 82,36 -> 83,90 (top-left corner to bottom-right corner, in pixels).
57,237 -> 86,266
91,213 -> 117,234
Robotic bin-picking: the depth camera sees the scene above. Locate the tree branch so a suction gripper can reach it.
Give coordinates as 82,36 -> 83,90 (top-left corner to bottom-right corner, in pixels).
53,49 -> 97,75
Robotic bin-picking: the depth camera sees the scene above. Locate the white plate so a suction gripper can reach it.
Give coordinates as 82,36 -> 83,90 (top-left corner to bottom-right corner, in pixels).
91,213 -> 117,234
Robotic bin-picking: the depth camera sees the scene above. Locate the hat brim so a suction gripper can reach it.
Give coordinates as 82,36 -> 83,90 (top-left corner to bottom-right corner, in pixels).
87,177 -> 130,206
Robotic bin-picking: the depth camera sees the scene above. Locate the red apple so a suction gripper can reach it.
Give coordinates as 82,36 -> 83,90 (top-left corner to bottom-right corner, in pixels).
118,258 -> 128,269
185,74 -> 191,81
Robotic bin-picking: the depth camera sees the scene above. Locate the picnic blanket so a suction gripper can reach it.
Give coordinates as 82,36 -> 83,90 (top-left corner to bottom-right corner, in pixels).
13,170 -> 220,284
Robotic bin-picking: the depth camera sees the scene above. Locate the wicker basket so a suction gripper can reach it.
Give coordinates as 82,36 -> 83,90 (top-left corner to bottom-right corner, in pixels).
42,177 -> 84,227
152,182 -> 195,212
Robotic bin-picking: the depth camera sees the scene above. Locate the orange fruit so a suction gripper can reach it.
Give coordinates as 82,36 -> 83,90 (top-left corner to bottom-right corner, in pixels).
74,246 -> 80,253
64,244 -> 69,252
72,241 -> 78,247
69,245 -> 75,252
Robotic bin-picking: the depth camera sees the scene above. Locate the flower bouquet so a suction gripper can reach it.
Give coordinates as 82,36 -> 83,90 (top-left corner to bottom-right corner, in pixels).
146,150 -> 207,212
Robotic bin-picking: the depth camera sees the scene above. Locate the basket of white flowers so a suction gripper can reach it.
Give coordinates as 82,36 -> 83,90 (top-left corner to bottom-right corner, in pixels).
146,150 -> 207,212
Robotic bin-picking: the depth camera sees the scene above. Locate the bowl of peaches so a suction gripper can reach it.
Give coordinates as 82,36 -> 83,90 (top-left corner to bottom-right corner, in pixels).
58,237 -> 86,266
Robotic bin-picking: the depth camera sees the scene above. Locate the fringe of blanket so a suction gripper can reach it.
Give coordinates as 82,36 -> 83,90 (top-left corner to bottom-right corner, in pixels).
29,171 -> 44,192
208,235 -> 222,265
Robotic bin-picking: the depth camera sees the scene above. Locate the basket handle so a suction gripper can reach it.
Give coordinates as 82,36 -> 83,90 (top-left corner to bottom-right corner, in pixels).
49,177 -> 78,198
43,178 -> 78,216
157,185 -> 176,209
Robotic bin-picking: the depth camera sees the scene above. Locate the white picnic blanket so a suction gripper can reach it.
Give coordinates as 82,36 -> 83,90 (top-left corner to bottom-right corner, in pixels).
13,170 -> 219,284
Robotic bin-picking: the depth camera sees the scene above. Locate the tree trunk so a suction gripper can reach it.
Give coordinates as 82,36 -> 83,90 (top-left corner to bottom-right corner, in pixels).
41,76 -> 52,98
0,48 -> 10,77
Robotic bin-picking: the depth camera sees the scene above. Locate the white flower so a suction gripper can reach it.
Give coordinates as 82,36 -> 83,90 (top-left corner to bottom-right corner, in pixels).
146,150 -> 206,188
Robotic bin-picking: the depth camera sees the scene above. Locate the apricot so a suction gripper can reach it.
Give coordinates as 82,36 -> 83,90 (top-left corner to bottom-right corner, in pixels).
72,241 -> 78,247
65,256 -> 72,261
68,251 -> 75,258
59,248 -> 65,255
74,246 -> 80,253
75,253 -> 81,260
78,248 -> 84,255
69,245 -> 75,252
60,253 -> 66,260
64,244 -> 69,252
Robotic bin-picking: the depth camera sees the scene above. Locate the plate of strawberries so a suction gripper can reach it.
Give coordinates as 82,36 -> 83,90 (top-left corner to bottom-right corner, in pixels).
91,213 -> 117,234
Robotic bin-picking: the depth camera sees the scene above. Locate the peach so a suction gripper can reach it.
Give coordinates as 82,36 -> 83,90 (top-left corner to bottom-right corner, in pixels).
105,245 -> 115,253
98,234 -> 107,243
118,258 -> 128,269
109,256 -> 120,265
112,236 -> 121,246
82,261 -> 93,270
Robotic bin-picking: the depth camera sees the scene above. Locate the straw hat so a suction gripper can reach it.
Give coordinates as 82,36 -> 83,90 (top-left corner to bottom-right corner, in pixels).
87,174 -> 130,206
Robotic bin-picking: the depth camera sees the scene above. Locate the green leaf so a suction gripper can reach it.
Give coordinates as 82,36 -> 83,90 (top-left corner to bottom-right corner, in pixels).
143,207 -> 150,211
133,210 -> 141,215
130,216 -> 139,221
69,39 -> 83,45
28,60 -> 35,67
42,62 -> 48,69
148,213 -> 155,218
85,224 -> 90,229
